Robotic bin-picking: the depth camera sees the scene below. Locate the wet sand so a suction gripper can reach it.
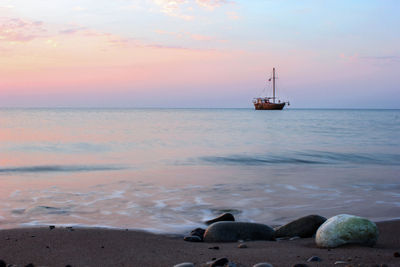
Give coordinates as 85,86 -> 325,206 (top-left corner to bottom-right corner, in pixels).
0,220 -> 399,267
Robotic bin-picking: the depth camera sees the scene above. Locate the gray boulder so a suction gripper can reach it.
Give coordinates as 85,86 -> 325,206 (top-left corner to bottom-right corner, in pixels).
205,213 -> 235,225
204,222 -> 274,242
315,214 -> 379,248
274,215 -> 327,238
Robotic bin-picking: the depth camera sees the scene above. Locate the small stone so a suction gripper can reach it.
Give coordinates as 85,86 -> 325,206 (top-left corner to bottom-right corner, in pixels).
65,265 -> 72,267
0,260 -> 6,267
25,264 -> 35,267
173,263 -> 195,267
208,246 -> 219,250
238,243 -> 247,248
316,214 -> 379,248
394,252 -> 400,257
307,256 -> 322,262
31,235 -> 35,238
190,228 -> 206,240
49,225 -> 55,230
210,258 -> 229,267
380,264 -> 388,267
253,263 -> 274,267
347,257 -> 352,261
292,264 -> 308,267
334,261 -> 347,265
289,236 -> 301,241
184,235 -> 202,242
205,213 -> 235,225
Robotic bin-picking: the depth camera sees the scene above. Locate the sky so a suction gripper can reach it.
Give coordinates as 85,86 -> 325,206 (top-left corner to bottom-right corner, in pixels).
0,0 -> 399,108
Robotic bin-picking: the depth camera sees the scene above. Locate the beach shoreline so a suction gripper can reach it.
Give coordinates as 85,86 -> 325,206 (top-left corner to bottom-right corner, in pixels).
0,220 -> 399,267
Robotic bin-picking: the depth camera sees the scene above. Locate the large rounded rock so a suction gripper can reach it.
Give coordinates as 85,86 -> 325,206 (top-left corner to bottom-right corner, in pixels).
315,214 -> 378,248
204,222 -> 274,242
274,215 -> 327,238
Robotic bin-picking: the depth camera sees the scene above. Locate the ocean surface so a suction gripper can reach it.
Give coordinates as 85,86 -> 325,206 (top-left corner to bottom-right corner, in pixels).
0,108 -> 399,233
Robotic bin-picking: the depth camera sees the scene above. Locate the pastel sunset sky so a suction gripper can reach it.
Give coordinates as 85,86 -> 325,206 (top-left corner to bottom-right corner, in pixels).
0,0 -> 399,108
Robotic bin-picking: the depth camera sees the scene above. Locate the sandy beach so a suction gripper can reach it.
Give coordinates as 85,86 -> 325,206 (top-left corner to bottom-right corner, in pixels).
0,220 -> 398,267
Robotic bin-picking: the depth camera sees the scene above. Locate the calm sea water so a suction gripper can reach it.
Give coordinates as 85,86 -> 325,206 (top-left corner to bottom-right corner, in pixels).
0,108 -> 399,233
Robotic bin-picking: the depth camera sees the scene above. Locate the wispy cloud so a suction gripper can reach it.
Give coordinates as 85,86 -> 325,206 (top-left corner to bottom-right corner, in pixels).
0,18 -> 45,42
152,0 -> 233,19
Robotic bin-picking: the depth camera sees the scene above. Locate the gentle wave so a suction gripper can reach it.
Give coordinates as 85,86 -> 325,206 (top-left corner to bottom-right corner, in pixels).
0,165 -> 127,174
196,151 -> 400,166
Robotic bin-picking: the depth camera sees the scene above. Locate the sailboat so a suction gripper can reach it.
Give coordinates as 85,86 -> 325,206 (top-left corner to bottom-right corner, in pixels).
253,68 -> 289,110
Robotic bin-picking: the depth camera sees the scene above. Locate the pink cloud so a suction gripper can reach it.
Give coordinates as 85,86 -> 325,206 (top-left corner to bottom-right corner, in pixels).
0,17 -> 45,43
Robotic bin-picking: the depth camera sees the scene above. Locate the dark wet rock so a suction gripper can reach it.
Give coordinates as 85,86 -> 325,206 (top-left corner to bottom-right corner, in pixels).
253,263 -> 274,267
394,251 -> 400,257
205,213 -> 235,225
238,243 -> 247,248
174,263 -> 195,267
191,228 -> 206,239
49,225 -> 55,230
184,235 -> 202,242
274,215 -> 326,238
306,256 -> 322,262
204,222 -> 274,242
210,257 -> 229,267
292,264 -> 309,267
0,260 -> 6,267
208,246 -> 220,250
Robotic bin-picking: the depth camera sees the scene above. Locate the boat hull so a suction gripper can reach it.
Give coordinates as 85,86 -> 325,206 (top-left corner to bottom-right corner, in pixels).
254,102 -> 286,110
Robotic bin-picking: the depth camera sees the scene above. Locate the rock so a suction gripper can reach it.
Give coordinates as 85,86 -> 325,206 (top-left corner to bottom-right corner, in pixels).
174,263 -> 195,267
25,264 -> 35,267
208,246 -> 220,250
238,243 -> 247,248
209,257 -> 229,267
183,235 -> 202,242
306,256 -> 322,262
289,236 -> 301,241
0,260 -> 6,267
334,262 -> 347,265
253,263 -> 274,267
190,228 -> 206,240
205,213 -> 235,225
292,264 -> 308,267
204,222 -> 274,242
315,214 -> 379,248
274,215 -> 326,238
49,225 -> 55,230
394,251 -> 400,257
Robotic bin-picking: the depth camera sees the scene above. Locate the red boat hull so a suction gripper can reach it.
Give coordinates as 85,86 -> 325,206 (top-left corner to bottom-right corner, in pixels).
254,102 -> 286,110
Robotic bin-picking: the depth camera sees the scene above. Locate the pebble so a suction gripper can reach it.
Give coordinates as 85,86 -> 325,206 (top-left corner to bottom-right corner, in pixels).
184,235 -> 202,242
25,264 -> 35,267
292,264 -> 308,267
173,263 -> 195,267
253,263 -> 274,267
306,256 -> 322,262
334,261 -> 347,265
208,246 -> 220,250
0,260 -> 6,267
49,225 -> 55,230
394,251 -> 400,257
205,213 -> 235,225
190,228 -> 206,240
209,257 -> 229,267
238,243 -> 248,248
289,236 -> 301,241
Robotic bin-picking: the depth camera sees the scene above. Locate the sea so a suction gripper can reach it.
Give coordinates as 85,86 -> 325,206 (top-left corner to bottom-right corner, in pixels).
0,108 -> 399,233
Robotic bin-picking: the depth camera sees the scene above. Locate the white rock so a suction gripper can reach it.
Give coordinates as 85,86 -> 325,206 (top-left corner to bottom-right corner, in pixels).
315,214 -> 378,248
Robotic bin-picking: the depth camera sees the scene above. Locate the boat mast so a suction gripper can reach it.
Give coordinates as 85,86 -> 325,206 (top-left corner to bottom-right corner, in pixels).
272,67 -> 276,103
